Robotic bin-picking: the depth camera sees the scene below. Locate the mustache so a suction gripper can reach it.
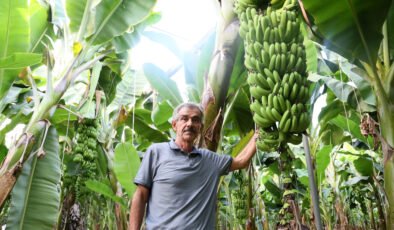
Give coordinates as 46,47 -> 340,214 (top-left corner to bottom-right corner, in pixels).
184,128 -> 197,133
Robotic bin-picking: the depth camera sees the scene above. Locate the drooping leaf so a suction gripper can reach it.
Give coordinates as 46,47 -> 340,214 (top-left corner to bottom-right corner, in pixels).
91,0 -> 157,45
342,176 -> 369,187
315,145 -> 332,185
0,86 -> 26,113
0,53 -> 42,69
85,180 -> 126,208
7,126 -> 61,230
354,156 -> 374,177
151,100 -> 173,126
339,62 -> 376,106
0,0 -> 30,98
330,114 -> 368,144
114,142 -> 141,197
308,73 -> 354,102
303,0 -> 391,64
143,63 -> 182,107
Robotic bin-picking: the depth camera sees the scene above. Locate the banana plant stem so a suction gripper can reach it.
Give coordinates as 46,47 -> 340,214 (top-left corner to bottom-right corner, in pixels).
302,134 -> 323,230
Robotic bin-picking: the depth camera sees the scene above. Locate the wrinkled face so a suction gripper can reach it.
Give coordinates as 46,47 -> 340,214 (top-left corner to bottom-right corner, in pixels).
172,107 -> 203,143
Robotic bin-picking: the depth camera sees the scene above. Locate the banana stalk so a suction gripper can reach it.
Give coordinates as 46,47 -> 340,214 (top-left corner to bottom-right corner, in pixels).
201,0 -> 242,151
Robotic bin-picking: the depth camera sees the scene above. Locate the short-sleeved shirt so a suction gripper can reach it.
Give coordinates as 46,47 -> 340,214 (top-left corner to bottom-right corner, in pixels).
134,140 -> 233,230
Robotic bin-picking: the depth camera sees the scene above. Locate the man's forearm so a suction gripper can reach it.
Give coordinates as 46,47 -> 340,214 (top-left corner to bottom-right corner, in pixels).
230,133 -> 258,170
129,194 -> 147,230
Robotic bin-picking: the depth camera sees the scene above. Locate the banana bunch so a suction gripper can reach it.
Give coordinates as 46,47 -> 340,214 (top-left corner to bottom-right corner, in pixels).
231,171 -> 248,225
236,1 -> 310,150
72,118 -> 100,200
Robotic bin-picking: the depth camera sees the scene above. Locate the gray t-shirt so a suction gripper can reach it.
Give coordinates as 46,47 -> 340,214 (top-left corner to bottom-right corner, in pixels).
134,140 -> 232,230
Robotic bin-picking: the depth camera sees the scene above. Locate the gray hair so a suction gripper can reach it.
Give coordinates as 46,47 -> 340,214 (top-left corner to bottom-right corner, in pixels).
172,102 -> 204,123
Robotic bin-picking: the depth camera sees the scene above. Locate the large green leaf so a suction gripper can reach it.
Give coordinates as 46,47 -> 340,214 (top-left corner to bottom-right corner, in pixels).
315,145 -> 332,185
97,66 -> 122,104
0,0 -> 30,98
339,62 -> 376,106
143,63 -> 182,107
65,0 -> 87,33
91,0 -> 156,45
151,100 -> 173,126
50,107 -> 78,124
108,70 -> 148,112
7,127 -> 61,230
309,73 -> 355,102
354,156 -> 374,177
85,180 -> 127,207
330,114 -> 368,144
29,0 -> 50,52
302,0 -> 391,63
114,142 -> 141,197
0,53 -> 42,69
112,12 -> 161,53
130,116 -> 169,143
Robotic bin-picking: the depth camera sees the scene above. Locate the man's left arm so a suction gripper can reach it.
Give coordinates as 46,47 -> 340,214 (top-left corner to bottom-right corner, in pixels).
229,132 -> 258,171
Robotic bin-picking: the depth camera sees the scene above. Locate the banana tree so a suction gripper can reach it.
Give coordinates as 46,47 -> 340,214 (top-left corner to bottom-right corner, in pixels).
302,0 -> 394,227
0,0 -> 156,228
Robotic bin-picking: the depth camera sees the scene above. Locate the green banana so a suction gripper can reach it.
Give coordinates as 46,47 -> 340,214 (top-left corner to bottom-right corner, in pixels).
255,73 -> 270,90
250,86 -> 270,98
290,82 -> 299,102
277,94 -> 286,112
253,113 -> 273,128
283,82 -> 290,98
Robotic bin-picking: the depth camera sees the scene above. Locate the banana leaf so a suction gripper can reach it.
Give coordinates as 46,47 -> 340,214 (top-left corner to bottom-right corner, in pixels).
6,126 -> 61,230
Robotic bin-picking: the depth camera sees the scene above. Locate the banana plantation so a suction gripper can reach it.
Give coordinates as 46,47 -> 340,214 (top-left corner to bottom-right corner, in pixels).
0,0 -> 393,229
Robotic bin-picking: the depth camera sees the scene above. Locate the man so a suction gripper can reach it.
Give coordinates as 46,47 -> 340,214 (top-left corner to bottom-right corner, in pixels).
129,102 -> 258,229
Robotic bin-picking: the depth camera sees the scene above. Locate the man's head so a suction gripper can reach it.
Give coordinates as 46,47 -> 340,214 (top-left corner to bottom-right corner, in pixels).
171,102 -> 204,143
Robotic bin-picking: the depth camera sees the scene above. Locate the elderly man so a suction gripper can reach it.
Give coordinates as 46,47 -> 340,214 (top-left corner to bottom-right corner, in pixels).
129,102 -> 257,229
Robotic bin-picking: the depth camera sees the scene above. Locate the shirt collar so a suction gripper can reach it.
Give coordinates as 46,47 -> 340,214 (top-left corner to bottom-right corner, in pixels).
169,139 -> 201,155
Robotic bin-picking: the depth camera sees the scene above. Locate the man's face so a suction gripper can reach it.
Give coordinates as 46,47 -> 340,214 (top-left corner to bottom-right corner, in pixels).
172,107 -> 203,143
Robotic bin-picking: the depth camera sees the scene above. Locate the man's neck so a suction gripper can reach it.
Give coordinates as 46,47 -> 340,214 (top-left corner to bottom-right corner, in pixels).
174,139 -> 194,153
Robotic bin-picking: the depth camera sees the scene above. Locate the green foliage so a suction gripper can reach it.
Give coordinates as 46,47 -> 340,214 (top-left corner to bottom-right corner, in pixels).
114,142 -> 140,197
7,127 -> 61,230
303,0 -> 390,64
143,63 -> 183,107
0,0 -> 31,98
